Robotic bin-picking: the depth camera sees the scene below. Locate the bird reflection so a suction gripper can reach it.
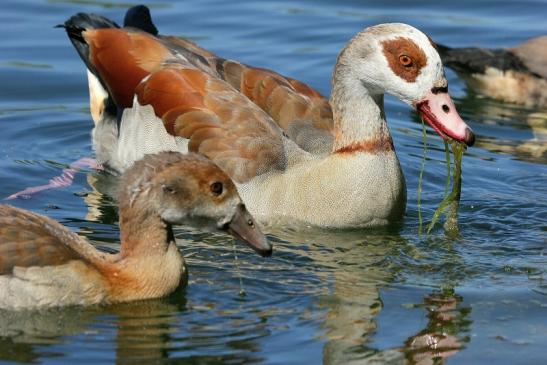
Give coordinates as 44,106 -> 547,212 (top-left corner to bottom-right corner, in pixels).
458,95 -> 546,164
0,298 -> 186,364
267,226 -> 472,365
403,290 -> 470,365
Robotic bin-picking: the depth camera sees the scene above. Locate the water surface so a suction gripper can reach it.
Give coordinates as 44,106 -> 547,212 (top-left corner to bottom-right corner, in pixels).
0,0 -> 545,364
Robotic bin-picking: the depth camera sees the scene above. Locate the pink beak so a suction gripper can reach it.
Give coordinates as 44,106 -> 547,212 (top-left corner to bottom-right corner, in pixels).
416,90 -> 475,146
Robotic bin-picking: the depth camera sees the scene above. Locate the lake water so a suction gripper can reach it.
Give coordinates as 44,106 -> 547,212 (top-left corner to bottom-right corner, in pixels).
0,0 -> 545,364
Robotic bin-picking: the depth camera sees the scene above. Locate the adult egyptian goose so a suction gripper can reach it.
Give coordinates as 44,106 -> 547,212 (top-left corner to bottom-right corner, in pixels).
437,36 -> 547,108
0,152 -> 271,310
61,6 -> 474,228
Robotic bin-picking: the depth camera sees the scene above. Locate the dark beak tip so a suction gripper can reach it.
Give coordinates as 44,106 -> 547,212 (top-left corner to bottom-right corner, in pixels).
465,128 -> 475,147
260,245 -> 273,258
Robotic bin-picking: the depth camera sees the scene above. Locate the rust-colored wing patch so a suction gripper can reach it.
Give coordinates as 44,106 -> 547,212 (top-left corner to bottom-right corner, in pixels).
135,66 -> 287,183
84,28 -> 171,107
83,27 -> 334,154
217,59 -> 334,137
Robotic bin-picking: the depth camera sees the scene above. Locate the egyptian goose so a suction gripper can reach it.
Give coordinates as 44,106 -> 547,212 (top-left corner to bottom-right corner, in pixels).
60,6 -> 474,228
0,152 -> 271,310
437,36 -> 547,107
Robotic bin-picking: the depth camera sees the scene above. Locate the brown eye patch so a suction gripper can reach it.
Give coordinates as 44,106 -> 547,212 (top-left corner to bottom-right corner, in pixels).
382,37 -> 427,82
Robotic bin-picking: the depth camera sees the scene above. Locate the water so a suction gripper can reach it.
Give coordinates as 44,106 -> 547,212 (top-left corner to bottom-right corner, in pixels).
0,0 -> 545,364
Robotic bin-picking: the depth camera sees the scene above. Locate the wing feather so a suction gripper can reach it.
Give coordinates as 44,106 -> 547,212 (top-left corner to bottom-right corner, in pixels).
214,60 -> 334,153
83,28 -> 172,107
155,35 -> 335,153
135,66 -> 287,183
0,205 -> 107,275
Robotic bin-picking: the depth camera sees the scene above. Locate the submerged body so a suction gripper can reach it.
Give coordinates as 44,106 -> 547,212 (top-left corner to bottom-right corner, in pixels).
62,6 -> 474,228
0,152 -> 271,310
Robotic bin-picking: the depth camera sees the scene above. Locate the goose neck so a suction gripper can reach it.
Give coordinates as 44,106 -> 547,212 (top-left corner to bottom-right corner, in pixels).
330,72 -> 393,154
118,205 -> 173,258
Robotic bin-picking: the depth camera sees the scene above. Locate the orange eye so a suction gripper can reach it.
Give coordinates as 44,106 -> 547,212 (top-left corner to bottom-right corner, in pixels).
399,55 -> 413,67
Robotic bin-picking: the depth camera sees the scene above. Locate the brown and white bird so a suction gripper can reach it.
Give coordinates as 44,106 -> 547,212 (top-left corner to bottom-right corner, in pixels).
437,36 -> 547,108
60,6 -> 474,228
0,152 -> 271,310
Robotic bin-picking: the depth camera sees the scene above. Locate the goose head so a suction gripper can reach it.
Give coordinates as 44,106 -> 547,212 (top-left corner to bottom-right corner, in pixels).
118,152 -> 272,257
337,23 -> 475,146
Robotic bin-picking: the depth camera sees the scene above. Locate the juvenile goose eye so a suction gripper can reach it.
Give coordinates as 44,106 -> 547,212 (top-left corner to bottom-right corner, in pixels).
210,182 -> 223,196
162,184 -> 176,194
399,55 -> 413,67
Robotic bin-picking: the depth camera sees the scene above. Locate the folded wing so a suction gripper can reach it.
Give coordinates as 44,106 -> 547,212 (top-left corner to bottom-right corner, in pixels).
0,205 -> 105,275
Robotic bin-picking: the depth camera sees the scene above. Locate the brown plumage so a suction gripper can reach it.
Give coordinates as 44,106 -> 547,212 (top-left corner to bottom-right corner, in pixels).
84,29 -> 171,107
76,26 -> 288,182
135,65 -> 287,183
0,152 -> 271,309
153,24 -> 335,143
75,15 -> 335,156
162,40 -> 336,153
0,206 -> 95,275
216,61 -> 334,139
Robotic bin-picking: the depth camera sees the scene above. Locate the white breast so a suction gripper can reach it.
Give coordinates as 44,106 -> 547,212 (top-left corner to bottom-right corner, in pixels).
238,151 -> 406,228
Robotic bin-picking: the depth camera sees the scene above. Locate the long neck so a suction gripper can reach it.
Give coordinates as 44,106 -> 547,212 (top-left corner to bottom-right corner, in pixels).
107,202 -> 185,301
118,203 -> 174,258
330,64 -> 393,153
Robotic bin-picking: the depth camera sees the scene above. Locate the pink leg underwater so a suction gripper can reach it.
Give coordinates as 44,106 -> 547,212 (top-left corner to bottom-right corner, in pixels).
5,157 -> 103,200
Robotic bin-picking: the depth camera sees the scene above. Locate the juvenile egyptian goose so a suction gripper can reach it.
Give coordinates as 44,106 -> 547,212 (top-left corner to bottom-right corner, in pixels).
0,152 -> 271,310
437,36 -> 547,108
61,6 -> 474,228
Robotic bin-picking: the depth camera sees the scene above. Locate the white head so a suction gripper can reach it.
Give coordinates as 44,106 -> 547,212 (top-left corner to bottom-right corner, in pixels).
336,23 -> 474,146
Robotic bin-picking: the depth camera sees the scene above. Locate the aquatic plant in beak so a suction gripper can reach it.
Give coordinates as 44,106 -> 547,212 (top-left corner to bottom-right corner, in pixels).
418,119 -> 467,237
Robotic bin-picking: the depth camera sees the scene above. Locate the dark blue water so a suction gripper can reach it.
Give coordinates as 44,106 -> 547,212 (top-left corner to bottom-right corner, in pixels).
0,0 -> 545,364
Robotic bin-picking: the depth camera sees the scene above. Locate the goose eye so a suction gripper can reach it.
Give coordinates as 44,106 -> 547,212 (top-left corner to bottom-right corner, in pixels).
162,184 -> 176,194
399,55 -> 413,67
210,182 -> 223,196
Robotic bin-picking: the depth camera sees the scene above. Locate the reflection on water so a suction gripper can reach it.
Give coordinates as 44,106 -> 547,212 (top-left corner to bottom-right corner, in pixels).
1,61 -> 53,69
0,299 -> 187,364
0,205 -> 474,364
457,95 -> 547,164
403,290 -> 470,365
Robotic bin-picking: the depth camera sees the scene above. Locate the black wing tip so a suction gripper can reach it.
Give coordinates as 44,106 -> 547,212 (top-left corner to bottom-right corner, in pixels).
438,44 -> 531,75
60,11 -> 120,50
434,42 -> 451,55
124,4 -> 158,36
62,12 -> 120,33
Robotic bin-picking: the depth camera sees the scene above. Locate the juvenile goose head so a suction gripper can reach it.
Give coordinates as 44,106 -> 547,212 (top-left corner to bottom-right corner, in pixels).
334,23 -> 475,146
118,152 -> 272,257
